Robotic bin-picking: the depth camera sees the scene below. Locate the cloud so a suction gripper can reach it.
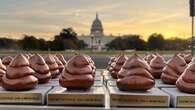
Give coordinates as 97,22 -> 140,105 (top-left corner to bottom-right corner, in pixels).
0,0 -> 191,40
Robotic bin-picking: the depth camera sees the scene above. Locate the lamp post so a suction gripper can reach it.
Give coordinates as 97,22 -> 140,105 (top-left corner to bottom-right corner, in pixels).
190,0 -> 195,56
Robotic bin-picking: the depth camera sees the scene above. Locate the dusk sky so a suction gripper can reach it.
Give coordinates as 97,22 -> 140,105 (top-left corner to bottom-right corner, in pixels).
0,0 -> 191,40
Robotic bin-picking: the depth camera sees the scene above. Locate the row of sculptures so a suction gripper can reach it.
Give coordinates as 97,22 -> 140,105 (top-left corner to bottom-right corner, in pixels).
0,52 -> 194,94
107,53 -> 195,93
0,53 -> 96,91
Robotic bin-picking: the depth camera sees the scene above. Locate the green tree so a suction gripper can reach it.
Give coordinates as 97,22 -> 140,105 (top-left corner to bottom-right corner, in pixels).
0,38 -> 18,49
147,33 -> 165,50
50,28 -> 87,50
19,35 -> 40,50
18,35 -> 49,50
106,35 -> 147,50
106,37 -> 125,50
123,35 -> 147,50
164,38 -> 189,50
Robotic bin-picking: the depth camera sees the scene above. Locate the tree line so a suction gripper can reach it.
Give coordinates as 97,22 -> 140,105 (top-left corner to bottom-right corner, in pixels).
0,28 -> 191,51
106,33 -> 190,51
0,28 -> 87,51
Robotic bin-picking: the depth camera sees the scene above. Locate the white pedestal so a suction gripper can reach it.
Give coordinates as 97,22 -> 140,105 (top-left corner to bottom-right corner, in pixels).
109,87 -> 170,107
47,86 -> 105,106
0,86 -> 52,105
162,88 -> 195,108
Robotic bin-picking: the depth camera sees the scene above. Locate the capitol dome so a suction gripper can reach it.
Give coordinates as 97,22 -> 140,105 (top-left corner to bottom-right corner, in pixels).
90,13 -> 104,37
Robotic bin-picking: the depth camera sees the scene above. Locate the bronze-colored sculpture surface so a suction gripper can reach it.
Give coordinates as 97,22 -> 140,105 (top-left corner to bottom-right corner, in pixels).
117,54 -> 155,91
110,54 -> 128,79
0,59 -> 6,82
56,54 -> 66,65
29,54 -> 51,83
24,54 -> 30,59
161,54 -> 187,85
176,60 -> 195,93
150,54 -> 166,78
183,54 -> 192,64
54,56 -> 64,73
44,55 -> 59,78
107,57 -> 116,71
144,54 -> 155,64
86,55 -> 96,76
59,54 -> 94,90
2,54 -> 38,90
2,56 -> 13,67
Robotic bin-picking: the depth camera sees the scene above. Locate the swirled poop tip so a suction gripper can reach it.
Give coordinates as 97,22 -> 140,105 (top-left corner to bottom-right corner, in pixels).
29,54 -> 51,83
110,54 -> 128,79
150,54 -> 166,78
59,54 -> 94,90
44,55 -> 59,78
144,54 -> 155,64
161,54 -> 187,85
107,57 -> 116,71
2,56 -> 13,66
54,56 -> 64,73
184,54 -> 192,64
56,54 -> 66,65
117,54 -> 155,91
2,54 -> 38,91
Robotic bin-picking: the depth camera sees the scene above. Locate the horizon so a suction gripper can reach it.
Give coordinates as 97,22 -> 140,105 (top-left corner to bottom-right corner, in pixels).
0,0 -> 192,40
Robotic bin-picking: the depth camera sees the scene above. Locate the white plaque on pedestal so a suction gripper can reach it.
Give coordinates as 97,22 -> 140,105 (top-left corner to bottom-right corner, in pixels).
162,88 -> 195,108
47,86 -> 105,106
109,87 -> 170,107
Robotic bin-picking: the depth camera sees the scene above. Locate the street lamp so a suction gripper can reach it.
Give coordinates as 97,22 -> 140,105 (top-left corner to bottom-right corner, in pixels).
190,0 -> 195,56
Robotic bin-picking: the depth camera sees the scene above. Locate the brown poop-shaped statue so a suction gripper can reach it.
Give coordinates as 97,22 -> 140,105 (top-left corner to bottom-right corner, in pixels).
44,55 -> 59,78
176,60 -> 195,93
0,59 -> 6,82
150,54 -> 166,78
161,54 -> 187,85
117,54 -> 155,91
145,54 -> 155,64
86,55 -> 96,76
29,54 -> 51,83
2,56 -> 13,67
54,56 -> 64,73
110,54 -> 128,79
56,54 -> 66,65
59,54 -> 94,90
2,54 -> 38,90
183,54 -> 192,64
107,57 -> 116,71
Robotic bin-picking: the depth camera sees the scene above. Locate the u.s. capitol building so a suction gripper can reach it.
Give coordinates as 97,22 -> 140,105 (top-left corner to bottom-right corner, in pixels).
78,13 -> 115,51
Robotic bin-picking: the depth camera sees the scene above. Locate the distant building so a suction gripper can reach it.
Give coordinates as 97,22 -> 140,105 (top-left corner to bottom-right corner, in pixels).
78,13 -> 115,51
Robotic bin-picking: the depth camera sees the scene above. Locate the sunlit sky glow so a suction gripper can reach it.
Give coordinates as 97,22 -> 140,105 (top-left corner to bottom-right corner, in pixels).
0,0 -> 192,40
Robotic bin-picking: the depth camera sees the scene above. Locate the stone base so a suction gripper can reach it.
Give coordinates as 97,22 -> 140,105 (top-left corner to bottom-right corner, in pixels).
95,75 -> 103,83
47,86 -> 105,106
109,87 -> 170,107
94,71 -> 103,84
155,79 -> 176,89
162,88 -> 195,108
94,81 -> 103,87
0,87 -> 51,105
